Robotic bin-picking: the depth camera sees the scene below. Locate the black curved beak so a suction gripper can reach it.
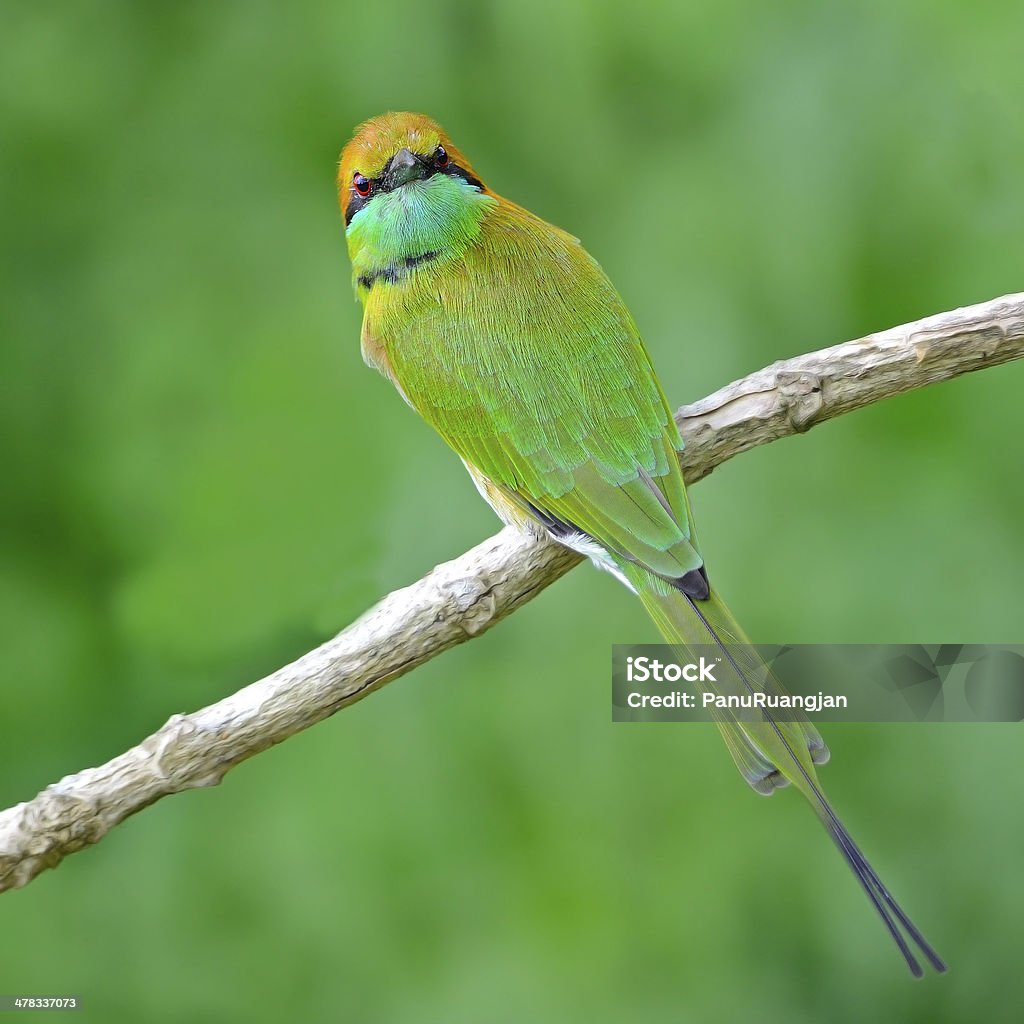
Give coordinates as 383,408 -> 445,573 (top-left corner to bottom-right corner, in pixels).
385,148 -> 428,190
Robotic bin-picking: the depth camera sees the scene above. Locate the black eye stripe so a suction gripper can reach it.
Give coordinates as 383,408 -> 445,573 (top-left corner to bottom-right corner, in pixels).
443,161 -> 484,191
344,153 -> 485,225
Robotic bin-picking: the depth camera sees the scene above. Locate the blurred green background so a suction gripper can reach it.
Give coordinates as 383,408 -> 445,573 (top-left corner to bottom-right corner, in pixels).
2,1 -> 1022,1021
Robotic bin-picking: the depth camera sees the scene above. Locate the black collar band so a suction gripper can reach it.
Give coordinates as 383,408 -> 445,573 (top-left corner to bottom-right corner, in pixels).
357,249 -> 440,290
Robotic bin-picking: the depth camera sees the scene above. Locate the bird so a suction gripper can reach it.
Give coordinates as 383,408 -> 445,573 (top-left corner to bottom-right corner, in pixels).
337,111 -> 946,977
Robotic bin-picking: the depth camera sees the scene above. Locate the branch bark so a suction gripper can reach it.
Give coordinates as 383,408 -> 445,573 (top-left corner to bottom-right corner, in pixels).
2,292 -> 1022,894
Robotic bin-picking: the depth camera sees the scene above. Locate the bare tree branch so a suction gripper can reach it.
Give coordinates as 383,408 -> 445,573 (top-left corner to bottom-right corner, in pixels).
2,292 -> 1022,894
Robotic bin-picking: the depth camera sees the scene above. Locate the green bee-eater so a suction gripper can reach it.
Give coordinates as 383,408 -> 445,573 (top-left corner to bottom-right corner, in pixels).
338,112 -> 945,976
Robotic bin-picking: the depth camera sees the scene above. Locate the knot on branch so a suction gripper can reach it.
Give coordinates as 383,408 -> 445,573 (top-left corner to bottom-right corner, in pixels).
142,714 -> 232,792
438,575 -> 499,636
776,370 -> 824,432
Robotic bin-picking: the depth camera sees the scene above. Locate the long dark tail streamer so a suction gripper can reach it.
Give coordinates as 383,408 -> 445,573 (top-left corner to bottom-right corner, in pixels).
684,595 -> 947,977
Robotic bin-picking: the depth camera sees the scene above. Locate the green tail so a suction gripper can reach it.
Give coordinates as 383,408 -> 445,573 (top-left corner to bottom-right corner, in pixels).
636,576 -> 947,978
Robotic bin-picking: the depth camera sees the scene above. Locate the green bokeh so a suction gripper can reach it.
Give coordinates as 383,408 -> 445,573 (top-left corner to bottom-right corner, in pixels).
2,2 -> 1022,1020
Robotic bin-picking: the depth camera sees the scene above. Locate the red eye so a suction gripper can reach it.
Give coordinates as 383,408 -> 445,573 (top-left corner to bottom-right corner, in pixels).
434,146 -> 449,168
353,173 -> 372,197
